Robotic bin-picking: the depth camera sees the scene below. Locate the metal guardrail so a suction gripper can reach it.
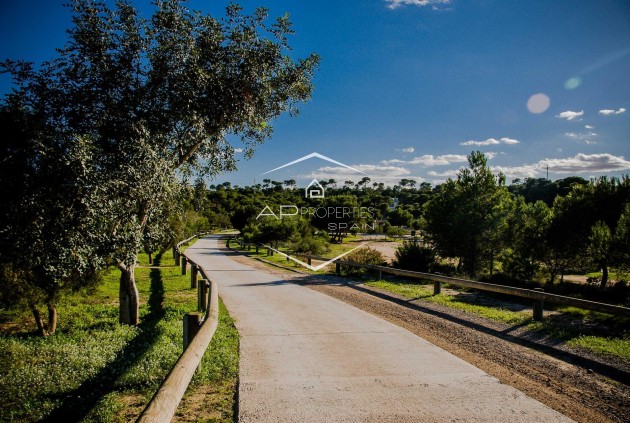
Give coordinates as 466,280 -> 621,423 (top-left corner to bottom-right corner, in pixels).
232,240 -> 630,320
137,234 -> 218,423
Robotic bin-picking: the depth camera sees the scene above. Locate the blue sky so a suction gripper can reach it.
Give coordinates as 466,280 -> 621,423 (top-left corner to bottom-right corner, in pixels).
1,0 -> 629,186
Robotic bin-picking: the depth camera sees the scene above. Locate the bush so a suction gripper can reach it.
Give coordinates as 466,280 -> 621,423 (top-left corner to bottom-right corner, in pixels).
342,247 -> 385,275
393,241 -> 435,273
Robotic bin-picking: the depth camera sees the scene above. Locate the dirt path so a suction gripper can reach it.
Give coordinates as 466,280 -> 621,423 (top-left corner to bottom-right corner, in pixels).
191,236 -> 573,422
225,247 -> 630,423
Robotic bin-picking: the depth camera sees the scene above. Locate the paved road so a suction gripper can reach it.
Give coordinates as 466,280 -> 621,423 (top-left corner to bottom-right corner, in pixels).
186,236 -> 574,422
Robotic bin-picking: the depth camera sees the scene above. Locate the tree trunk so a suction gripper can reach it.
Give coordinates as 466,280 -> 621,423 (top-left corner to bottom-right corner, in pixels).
600,264 -> 609,289
119,263 -> 139,325
31,305 -> 46,336
30,303 -> 57,336
47,303 -> 57,335
148,252 -> 153,265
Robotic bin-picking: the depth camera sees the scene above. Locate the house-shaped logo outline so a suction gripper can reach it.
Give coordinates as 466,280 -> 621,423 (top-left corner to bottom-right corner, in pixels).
305,179 -> 325,198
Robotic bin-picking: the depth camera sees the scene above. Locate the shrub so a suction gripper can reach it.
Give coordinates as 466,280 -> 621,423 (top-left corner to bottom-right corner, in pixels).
342,247 -> 385,275
393,241 -> 435,273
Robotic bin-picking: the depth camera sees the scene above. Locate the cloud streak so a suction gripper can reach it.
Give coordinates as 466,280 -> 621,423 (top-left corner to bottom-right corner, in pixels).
385,0 -> 450,9
383,154 -> 468,166
460,137 -> 519,146
396,146 -> 415,153
599,108 -> 626,115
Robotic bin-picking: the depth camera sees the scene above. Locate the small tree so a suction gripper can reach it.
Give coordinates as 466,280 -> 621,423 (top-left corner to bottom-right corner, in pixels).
0,109 -> 102,335
393,241 -> 435,273
587,221 -> 612,288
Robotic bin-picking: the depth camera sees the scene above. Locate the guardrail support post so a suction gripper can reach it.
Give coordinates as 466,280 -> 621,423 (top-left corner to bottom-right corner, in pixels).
181,256 -> 187,275
336,262 -> 341,275
433,281 -> 441,295
191,265 -> 198,289
308,257 -> 312,266
174,249 -> 180,266
533,288 -> 544,321
227,238 -> 231,248
378,269 -> 382,280
183,312 -> 202,349
198,279 -> 208,312
256,245 -> 259,253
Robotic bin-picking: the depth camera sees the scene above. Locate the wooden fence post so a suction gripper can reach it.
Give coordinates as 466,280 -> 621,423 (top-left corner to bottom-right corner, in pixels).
190,265 -> 198,289
183,313 -> 202,349
198,279 -> 208,312
174,249 -> 180,266
533,287 -> 544,321
181,256 -> 187,275
433,281 -> 441,295
255,245 -> 259,253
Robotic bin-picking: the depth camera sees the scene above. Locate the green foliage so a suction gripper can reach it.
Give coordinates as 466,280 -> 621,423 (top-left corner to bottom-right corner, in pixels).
393,241 -> 436,273
424,151 -> 514,276
1,0 -> 319,324
342,247 -> 385,275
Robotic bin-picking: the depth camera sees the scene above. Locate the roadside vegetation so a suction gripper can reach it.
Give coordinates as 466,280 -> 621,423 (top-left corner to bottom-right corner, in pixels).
0,249 -> 239,422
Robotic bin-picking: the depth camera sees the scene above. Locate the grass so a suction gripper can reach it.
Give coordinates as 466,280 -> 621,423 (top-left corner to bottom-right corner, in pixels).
366,280 -> 530,325
363,279 -> 630,362
0,248 -> 239,422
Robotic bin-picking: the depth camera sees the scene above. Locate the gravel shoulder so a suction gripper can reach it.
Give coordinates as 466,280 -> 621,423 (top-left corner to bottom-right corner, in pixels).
224,245 -> 630,423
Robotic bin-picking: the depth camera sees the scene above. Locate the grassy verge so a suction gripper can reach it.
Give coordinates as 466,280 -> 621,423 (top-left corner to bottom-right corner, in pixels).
365,279 -> 630,362
0,248 -> 238,422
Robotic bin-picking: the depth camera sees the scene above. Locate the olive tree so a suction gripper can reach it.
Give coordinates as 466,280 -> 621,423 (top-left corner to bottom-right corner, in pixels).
1,0 -> 319,324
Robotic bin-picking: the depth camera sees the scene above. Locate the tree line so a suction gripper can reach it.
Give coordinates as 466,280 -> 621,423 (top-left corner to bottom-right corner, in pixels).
0,0 -> 318,335
188,152 -> 630,292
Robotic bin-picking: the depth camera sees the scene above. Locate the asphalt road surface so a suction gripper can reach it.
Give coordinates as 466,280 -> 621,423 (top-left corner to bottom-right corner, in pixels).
186,236 -> 574,422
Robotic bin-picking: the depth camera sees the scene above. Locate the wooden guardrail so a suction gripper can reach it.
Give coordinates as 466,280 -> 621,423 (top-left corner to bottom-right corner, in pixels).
137,234 -> 218,423
245,246 -> 630,321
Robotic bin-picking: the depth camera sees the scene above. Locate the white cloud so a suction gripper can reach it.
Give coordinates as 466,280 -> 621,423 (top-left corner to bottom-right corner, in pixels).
385,0 -> 450,9
491,153 -> 630,178
303,164 -> 427,186
564,131 -> 597,144
540,153 -> 630,173
460,137 -> 520,146
491,165 -> 539,179
234,148 -> 244,153
584,125 -> 595,129
599,107 -> 626,115
427,168 -> 462,178
396,146 -> 415,153
382,154 -> 468,166
555,110 -> 584,121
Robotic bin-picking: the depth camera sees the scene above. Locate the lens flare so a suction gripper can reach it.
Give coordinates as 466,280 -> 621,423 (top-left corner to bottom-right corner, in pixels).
527,93 -> 550,114
564,76 -> 582,90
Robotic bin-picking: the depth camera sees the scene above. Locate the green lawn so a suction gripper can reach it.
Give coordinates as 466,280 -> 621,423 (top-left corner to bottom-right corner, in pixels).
0,248 -> 239,422
365,279 -> 630,362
